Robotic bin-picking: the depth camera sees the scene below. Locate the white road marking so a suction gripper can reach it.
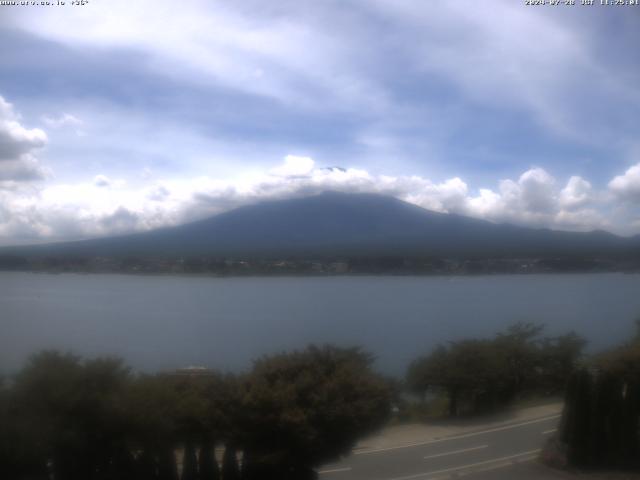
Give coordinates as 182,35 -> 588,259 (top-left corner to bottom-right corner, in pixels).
423,444 -> 488,460
318,466 -> 352,475
542,428 -> 557,435
386,449 -> 541,480
453,453 -> 539,478
356,414 -> 560,455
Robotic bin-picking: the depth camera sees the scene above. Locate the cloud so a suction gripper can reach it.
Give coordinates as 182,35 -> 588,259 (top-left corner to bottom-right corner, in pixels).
0,155 -> 624,246
0,96 -> 49,183
146,184 -> 170,201
3,0 -> 638,203
9,0 -> 385,112
16,0 -> 635,147
93,175 -> 111,187
93,175 -> 126,189
41,113 -> 82,129
402,177 -> 469,213
609,163 -> 640,202
2,1 -> 638,247
100,207 -> 140,235
0,96 -> 47,161
462,169 -> 605,231
269,155 -> 315,177
0,155 -> 50,183
554,209 -> 605,231
515,168 -> 557,214
362,0 -> 638,145
41,112 -> 86,138
560,176 -> 593,210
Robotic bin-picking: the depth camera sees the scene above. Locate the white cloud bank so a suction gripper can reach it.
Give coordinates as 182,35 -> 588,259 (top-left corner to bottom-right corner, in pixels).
3,153 -> 636,246
0,95 -> 635,244
609,164 -> 640,202
0,97 -> 49,184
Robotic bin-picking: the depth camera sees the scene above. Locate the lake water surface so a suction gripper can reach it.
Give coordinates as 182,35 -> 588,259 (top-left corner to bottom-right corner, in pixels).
1,272 -> 639,375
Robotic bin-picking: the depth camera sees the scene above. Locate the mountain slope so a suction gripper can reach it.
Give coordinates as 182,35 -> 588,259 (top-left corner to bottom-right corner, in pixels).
2,191 -> 637,258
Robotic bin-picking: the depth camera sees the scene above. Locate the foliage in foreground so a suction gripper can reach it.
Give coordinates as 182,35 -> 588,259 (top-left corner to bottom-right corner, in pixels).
406,323 -> 586,416
0,345 -> 391,480
560,321 -> 640,470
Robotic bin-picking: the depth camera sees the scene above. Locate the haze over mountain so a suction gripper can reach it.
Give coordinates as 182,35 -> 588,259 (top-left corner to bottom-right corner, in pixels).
2,192 -> 639,260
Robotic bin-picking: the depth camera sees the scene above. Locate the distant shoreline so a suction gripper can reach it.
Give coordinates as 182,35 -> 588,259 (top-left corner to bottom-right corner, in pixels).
1,262 -> 639,278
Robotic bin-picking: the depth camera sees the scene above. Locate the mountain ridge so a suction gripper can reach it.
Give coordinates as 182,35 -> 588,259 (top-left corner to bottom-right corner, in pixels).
1,191 -> 638,259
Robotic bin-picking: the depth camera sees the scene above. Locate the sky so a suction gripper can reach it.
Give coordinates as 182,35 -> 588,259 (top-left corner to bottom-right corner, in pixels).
0,0 -> 639,245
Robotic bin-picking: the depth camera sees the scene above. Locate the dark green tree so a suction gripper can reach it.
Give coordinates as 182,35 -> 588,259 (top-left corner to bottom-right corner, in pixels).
198,441 -> 220,480
237,345 -> 391,478
406,345 -> 448,402
562,368 -> 593,467
560,322 -> 640,470
408,323 -> 585,417
181,442 -> 198,480
222,445 -> 240,480
407,340 -> 508,416
494,322 -> 544,399
125,374 -> 181,480
538,332 -> 586,394
11,351 -> 132,480
0,375 -> 50,480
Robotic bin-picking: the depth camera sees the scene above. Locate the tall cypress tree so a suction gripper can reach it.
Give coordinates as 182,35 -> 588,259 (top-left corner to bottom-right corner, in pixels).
199,441 -> 220,480
222,445 -> 240,480
157,447 -> 179,480
565,369 -> 592,467
134,449 -> 157,480
182,442 -> 198,480
621,380 -> 640,468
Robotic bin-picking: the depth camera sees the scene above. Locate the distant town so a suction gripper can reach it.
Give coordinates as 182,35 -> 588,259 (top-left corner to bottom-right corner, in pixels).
1,255 -> 639,276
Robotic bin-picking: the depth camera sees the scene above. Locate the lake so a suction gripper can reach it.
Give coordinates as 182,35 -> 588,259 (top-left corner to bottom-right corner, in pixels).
1,272 -> 639,376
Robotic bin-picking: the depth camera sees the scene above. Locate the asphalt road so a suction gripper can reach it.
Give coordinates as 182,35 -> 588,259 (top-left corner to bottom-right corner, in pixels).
318,414 -> 564,480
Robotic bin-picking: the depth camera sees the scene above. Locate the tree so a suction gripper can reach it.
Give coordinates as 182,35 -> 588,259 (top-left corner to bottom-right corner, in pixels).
406,345 -> 448,401
237,345 -> 391,478
562,368 -> 593,466
408,323 -> 586,416
125,374 -> 181,480
538,332 -> 586,394
560,322 -> 640,470
12,351 -> 132,480
3,345 -> 390,479
494,322 -> 544,399
407,340 -> 509,416
0,375 -> 50,480
198,440 -> 220,480
222,444 -> 240,480
172,371 -> 238,480
181,442 -> 198,480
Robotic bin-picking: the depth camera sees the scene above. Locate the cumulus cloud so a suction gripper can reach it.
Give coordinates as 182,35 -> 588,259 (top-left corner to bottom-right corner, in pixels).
0,96 -> 49,183
100,207 -> 140,235
0,155 -> 624,245
517,168 -> 557,213
147,184 -> 170,201
0,155 -> 50,183
269,155 -> 315,177
462,169 -> 605,231
560,176 -> 593,210
554,209 -> 605,231
609,163 -> 640,202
